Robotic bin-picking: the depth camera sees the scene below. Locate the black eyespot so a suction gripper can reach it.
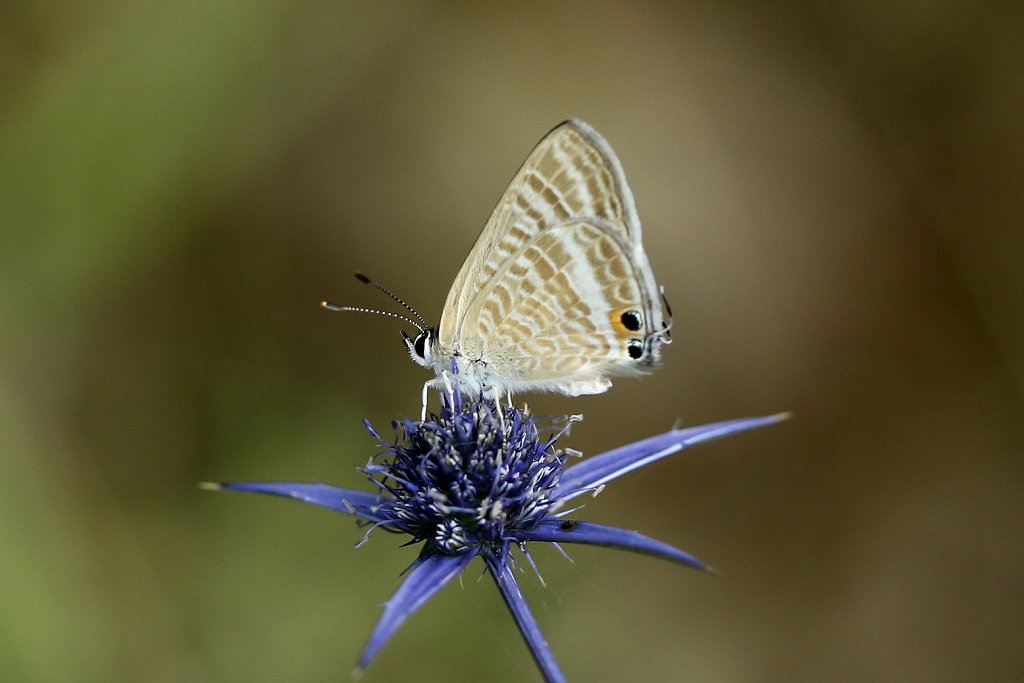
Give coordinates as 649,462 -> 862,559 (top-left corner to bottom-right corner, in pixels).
621,310 -> 642,332
560,520 -> 580,531
627,339 -> 644,359
413,332 -> 429,359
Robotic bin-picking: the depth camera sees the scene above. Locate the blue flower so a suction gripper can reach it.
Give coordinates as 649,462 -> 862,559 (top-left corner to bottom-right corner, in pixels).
206,384 -> 786,682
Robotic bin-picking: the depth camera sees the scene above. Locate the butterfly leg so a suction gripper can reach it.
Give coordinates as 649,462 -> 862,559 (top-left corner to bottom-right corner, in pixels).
479,384 -> 507,429
420,380 -> 430,421
497,388 -> 514,431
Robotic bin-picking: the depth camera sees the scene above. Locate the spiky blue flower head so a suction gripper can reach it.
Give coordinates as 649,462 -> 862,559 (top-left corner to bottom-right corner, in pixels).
207,381 -> 786,682
364,386 -> 571,557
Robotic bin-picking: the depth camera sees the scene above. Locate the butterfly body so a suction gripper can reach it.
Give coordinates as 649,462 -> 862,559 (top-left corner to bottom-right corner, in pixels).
404,119 -> 671,399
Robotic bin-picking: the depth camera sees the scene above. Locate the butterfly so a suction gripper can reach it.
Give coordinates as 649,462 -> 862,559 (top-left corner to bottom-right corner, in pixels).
327,119 -> 671,403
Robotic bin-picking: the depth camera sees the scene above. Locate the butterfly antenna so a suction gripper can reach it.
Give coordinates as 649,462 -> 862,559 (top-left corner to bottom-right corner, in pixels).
320,273 -> 429,333
352,272 -> 430,330
659,285 -> 674,342
319,302 -> 425,332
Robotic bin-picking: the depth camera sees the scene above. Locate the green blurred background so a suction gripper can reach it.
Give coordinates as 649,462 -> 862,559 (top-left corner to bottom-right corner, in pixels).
2,2 -> 1022,681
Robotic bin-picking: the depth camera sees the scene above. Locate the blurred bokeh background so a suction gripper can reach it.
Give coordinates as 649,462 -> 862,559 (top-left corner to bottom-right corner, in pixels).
2,2 -> 1022,681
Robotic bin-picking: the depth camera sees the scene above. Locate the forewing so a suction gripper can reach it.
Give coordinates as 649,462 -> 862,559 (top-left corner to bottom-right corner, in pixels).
457,221 -> 664,390
439,119 -> 643,346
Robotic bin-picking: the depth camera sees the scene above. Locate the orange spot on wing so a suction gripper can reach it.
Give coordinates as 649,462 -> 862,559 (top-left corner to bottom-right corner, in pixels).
609,308 -> 633,335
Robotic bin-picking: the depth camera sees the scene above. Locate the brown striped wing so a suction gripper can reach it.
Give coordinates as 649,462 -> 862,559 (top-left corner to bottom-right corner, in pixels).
439,119 -> 651,345
435,119 -> 667,394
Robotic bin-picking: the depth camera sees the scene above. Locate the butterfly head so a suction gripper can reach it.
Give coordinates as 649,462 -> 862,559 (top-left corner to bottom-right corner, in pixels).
402,328 -> 439,369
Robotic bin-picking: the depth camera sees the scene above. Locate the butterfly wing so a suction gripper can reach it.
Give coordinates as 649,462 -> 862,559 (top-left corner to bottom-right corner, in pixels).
455,219 -> 665,394
438,119 -> 652,346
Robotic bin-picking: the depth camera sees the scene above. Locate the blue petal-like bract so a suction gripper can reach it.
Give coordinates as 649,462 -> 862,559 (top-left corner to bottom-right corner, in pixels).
516,518 -> 706,570
213,481 -> 389,523
357,548 -> 476,672
485,553 -> 567,683
555,413 -> 789,502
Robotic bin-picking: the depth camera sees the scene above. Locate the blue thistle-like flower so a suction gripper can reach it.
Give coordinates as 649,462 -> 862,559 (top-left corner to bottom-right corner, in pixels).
206,382 -> 786,682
